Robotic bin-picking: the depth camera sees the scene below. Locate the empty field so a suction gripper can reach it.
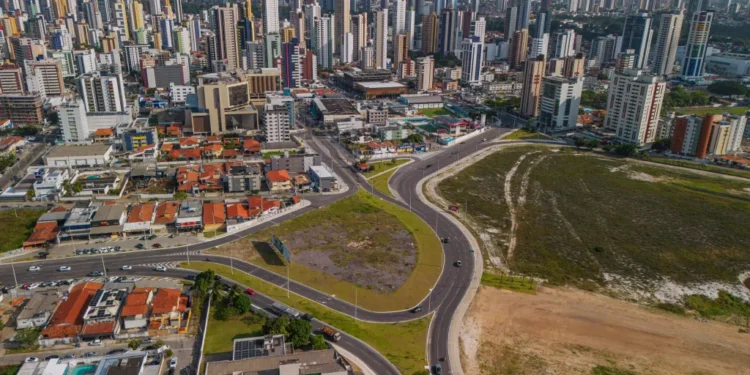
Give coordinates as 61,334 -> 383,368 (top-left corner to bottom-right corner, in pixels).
362,159 -> 410,178
437,146 -> 750,300
207,189 -> 442,311
675,106 -> 750,116
0,208 -> 47,252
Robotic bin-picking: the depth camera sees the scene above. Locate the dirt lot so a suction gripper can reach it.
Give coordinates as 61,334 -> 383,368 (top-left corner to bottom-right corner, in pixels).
461,286 -> 750,375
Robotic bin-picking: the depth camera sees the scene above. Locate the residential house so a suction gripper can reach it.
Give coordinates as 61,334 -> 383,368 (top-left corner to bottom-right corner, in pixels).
202,202 -> 226,232
0,136 -> 25,156
40,282 -> 103,346
149,288 -> 187,333
120,288 -> 154,332
152,201 -> 179,232
247,196 -> 281,216
202,144 -> 224,158
123,203 -> 156,234
81,288 -> 128,340
23,221 -> 60,248
16,291 -> 61,329
242,139 -> 261,156
93,128 -> 114,143
167,148 -> 202,161
226,202 -> 251,223
175,200 -> 202,231
265,170 -> 292,192
178,137 -> 201,149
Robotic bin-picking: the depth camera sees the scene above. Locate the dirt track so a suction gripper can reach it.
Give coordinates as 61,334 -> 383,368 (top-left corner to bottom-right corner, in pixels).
461,286 -> 750,375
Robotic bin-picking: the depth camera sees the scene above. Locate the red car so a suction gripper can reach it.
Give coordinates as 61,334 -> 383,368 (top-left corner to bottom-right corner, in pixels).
152,243 -> 162,248
245,287 -> 255,295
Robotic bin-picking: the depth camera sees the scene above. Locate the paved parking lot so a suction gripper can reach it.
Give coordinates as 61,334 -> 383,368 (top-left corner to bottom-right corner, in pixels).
46,233 -> 204,259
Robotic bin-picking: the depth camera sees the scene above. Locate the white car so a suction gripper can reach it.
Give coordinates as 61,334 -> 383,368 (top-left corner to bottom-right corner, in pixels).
121,265 -> 132,270
58,266 -> 71,272
24,357 -> 39,363
89,339 -> 102,346
154,266 -> 167,272
28,266 -> 41,272
169,358 -> 177,369
27,283 -> 40,289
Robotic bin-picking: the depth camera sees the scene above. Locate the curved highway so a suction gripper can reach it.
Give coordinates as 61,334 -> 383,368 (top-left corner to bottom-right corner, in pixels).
0,127 -> 523,374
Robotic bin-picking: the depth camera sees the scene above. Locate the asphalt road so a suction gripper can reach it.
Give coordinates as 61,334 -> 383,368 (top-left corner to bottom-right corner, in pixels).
0,128 -> 525,374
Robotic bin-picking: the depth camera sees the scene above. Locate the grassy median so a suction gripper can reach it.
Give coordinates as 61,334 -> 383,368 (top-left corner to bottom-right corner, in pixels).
207,189 -> 443,312
369,169 -> 399,198
182,262 -> 430,375
362,159 -> 410,178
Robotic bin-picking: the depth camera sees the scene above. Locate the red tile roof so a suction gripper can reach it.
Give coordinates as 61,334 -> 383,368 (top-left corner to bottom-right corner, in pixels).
179,137 -> 200,147
49,206 -> 68,213
127,203 -> 155,223
266,170 -> 291,183
41,325 -> 80,339
48,282 -> 102,326
226,203 -> 249,219
161,143 -> 174,151
243,139 -> 261,152
81,321 -> 116,335
202,202 -> 226,224
247,196 -> 281,212
202,144 -> 223,153
154,202 -> 179,224
23,222 -> 59,247
168,148 -> 202,160
121,287 -> 153,317
94,128 -> 114,136
151,288 -> 181,315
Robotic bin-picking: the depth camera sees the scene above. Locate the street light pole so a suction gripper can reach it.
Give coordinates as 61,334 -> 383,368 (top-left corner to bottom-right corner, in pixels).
428,288 -> 433,312
355,287 -> 358,320
101,255 -> 107,278
186,243 -> 190,265
11,264 -> 18,287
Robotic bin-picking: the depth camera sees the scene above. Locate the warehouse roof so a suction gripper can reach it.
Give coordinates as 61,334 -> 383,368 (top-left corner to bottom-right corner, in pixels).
46,144 -> 112,158
355,81 -> 406,89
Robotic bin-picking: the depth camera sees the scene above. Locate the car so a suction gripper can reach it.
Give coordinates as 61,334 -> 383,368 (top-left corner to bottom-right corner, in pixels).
441,238 -> 449,244
411,306 -> 424,313
44,355 -> 59,361
152,243 -> 162,248
28,266 -> 40,272
88,271 -> 104,277
108,349 -> 127,355
75,250 -> 83,255
169,234 -> 176,238
63,354 -> 75,359
89,339 -> 102,346
301,313 -> 314,321
24,357 -> 39,363
148,234 -> 158,240
141,337 -> 153,344
82,249 -> 91,254
83,352 -> 97,357
27,283 -> 40,289
60,280 -> 73,285
135,244 -> 145,249
185,275 -> 196,281
425,164 -> 432,168
169,358 -> 177,369
433,364 -> 442,374
58,266 -> 71,272
245,287 -> 255,295
40,281 -> 54,287
154,266 -> 167,272
454,260 -> 462,267
114,246 -> 121,251
121,265 -> 132,271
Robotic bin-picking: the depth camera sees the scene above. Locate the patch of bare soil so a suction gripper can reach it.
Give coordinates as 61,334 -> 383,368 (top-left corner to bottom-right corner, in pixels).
462,286 -> 750,375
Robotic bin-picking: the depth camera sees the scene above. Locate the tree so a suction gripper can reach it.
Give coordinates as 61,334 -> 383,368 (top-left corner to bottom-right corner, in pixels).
26,189 -> 35,200
311,334 -> 327,350
405,133 -> 423,144
14,328 -> 41,348
287,318 -> 312,348
214,304 -> 232,320
164,349 -> 173,358
149,116 -> 159,126
613,144 -> 637,157
581,90 -> 609,109
262,316 -> 290,336
708,81 -> 747,96
651,138 -> 671,152
574,138 -> 587,149
72,180 -> 83,193
193,269 -> 216,297
174,191 -> 188,201
128,339 -> 140,350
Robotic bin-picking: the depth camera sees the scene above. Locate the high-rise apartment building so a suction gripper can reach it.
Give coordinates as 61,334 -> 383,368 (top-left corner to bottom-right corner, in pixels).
215,4 -> 241,70
406,8 -> 416,50
651,11 -> 684,76
519,54 -> 546,117
60,98 -> 89,143
334,0 -> 350,52
351,13 -> 367,60
314,16 -> 335,69
416,56 -> 435,91
393,34 -> 409,72
517,0 -> 531,29
281,38 -> 302,88
439,7 -> 458,55
0,64 -> 24,94
264,0 -> 280,34
620,12 -> 653,69
681,10 -> 713,80
262,103 -> 292,143
562,53 -> 585,78
508,28 -> 528,69
375,9 -> 388,69
30,59 -> 65,96
421,13 -> 439,54
604,69 -> 666,145
460,36 -> 484,84
589,34 -> 619,65
538,76 -> 583,132
341,33 -> 354,63
548,29 -> 575,59
471,17 -> 486,38
504,6 -> 517,42
393,0 -> 406,34
77,72 -> 127,113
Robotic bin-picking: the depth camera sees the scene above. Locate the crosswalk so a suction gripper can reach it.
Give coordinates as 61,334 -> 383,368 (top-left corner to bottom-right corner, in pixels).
136,261 -> 181,269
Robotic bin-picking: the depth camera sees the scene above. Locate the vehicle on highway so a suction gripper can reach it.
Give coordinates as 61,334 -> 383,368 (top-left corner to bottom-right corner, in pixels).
425,164 -> 432,168
411,306 -> 424,313
169,358 -> 177,369
44,355 -> 59,361
89,339 -> 102,346
245,287 -> 255,295
84,352 -> 97,357
28,266 -> 40,272
135,244 -> 145,249
152,243 -> 162,248
24,357 -> 39,363
301,313 -> 314,321
63,354 -> 75,359
454,260 -> 462,267
154,266 -> 167,272
88,271 -> 104,277
270,302 -> 301,318
320,326 -> 341,342
441,238 -> 449,244
185,275 -> 196,281
58,266 -> 71,272
26,283 -> 40,289
121,265 -> 132,270
433,363 -> 442,374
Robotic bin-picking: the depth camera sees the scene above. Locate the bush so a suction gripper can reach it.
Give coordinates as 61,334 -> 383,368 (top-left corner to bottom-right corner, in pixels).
655,302 -> 685,315
613,144 -> 637,157
311,334 -> 327,350
164,349 -> 173,358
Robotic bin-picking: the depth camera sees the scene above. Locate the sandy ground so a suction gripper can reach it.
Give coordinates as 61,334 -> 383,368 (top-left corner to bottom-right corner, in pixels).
461,286 -> 750,375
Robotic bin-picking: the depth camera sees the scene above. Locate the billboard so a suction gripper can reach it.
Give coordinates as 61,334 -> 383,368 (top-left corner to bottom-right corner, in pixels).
271,234 -> 292,263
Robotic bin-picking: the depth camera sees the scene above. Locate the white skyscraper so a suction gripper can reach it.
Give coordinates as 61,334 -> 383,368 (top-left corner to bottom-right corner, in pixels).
416,55 -> 434,91
341,32 -> 354,63
471,17 -> 486,38
538,76 -> 584,132
393,0 -> 406,34
375,9 -> 388,69
460,36 -> 484,84
406,8 -> 416,50
725,114 -> 747,153
78,72 -> 127,112
605,69 -> 666,145
60,98 -> 90,143
651,11 -> 684,76
530,34 -> 549,59
314,15 -> 335,69
681,10 -> 713,79
264,0 -> 281,34
549,29 -> 575,59
262,103 -> 292,143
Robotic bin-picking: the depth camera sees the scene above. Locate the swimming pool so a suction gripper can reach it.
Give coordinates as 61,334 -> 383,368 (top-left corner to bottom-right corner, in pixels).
66,364 -> 97,375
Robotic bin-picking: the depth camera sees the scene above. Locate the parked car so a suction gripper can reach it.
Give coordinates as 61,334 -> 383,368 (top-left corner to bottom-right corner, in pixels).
83,352 -> 97,357
44,355 -> 59,361
152,243 -> 162,248
108,349 -> 126,355
154,266 -> 167,272
88,271 -> 104,277
89,339 -> 102,346
28,266 -> 40,272
24,357 -> 39,363
245,287 -> 255,295
121,265 -> 132,271
26,283 -> 40,289
58,266 -> 71,272
169,358 -> 177,369
135,244 -> 145,249
63,354 -> 75,359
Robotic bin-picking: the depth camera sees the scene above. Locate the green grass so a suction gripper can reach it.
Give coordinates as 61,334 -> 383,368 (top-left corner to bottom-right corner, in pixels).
203,229 -> 227,238
212,189 -> 442,312
480,272 -> 537,294
501,129 -> 550,140
0,209 -> 46,252
369,168 -> 398,198
204,309 -> 264,354
438,146 -> 750,287
674,106 -> 750,116
420,108 -> 451,118
362,159 -> 410,178
262,150 -> 299,157
684,291 -> 750,319
0,365 -> 19,375
181,262 -> 430,375
643,157 -> 750,180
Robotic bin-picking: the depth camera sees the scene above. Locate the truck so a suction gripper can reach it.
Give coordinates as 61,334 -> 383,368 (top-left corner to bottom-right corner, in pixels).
320,326 -> 341,342
270,302 -> 301,318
